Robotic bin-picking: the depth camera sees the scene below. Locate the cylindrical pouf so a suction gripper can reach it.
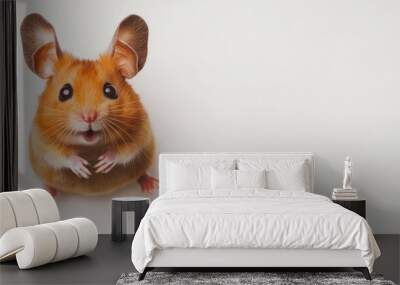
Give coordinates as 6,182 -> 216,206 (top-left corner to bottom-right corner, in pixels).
0,191 -> 39,227
0,226 -> 57,268
0,189 -> 59,238
64,218 -> 98,257
0,196 -> 17,237
24,189 -> 60,223
42,221 -> 79,262
0,218 -> 98,269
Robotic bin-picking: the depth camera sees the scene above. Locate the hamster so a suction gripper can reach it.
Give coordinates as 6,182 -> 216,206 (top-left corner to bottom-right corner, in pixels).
20,14 -> 158,196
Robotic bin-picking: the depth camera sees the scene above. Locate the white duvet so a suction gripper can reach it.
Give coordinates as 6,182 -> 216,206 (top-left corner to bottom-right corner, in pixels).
131,190 -> 380,273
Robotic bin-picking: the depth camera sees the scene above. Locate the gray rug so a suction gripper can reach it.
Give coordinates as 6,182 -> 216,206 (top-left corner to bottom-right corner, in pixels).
116,272 -> 396,285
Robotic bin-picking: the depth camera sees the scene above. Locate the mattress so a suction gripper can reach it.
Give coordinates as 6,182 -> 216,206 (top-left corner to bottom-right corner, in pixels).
131,189 -> 380,273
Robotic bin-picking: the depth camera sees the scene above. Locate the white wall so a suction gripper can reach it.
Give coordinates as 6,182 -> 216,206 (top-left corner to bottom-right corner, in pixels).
17,0 -> 400,234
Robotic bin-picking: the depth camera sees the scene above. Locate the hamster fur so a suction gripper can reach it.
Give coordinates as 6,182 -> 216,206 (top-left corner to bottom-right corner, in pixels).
21,14 -> 158,195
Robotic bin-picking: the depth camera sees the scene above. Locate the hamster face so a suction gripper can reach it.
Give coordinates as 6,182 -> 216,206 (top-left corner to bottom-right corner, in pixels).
35,53 -> 145,147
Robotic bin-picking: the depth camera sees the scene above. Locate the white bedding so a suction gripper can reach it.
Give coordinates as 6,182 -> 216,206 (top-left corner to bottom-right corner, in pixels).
131,190 -> 380,273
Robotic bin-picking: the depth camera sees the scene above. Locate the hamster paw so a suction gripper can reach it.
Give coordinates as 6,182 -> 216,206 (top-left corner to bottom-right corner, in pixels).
138,174 -> 159,193
95,151 -> 117,174
67,155 -> 91,179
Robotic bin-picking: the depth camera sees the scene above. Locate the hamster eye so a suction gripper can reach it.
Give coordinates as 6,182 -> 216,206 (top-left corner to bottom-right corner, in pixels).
59,83 -> 73,102
103,83 -> 117,100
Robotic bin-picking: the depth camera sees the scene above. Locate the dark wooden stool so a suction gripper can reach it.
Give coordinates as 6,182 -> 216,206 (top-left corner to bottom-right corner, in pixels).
111,197 -> 149,242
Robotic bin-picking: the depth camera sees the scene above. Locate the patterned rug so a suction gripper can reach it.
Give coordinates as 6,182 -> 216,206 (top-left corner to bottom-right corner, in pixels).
116,271 -> 396,285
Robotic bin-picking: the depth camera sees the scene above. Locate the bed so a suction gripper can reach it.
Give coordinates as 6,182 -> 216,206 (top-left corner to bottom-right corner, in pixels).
131,152 -> 380,280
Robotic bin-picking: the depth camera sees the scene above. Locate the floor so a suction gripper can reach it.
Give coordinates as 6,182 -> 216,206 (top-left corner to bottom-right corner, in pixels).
0,235 -> 133,285
0,235 -> 399,285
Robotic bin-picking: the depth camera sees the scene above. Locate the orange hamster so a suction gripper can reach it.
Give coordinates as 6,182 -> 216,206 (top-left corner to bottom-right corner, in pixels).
20,14 -> 158,196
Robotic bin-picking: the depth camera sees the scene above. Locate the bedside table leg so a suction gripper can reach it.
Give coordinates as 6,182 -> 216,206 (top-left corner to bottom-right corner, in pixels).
112,201 -> 124,242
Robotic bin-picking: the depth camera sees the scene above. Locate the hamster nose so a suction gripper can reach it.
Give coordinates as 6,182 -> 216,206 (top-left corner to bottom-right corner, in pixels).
82,110 -> 97,123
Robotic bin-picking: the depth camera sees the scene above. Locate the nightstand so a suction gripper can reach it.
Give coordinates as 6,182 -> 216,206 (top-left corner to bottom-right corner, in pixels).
332,199 -> 366,219
111,197 -> 149,242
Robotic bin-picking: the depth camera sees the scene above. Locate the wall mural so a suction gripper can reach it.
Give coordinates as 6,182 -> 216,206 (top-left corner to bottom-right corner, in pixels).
20,14 -> 158,196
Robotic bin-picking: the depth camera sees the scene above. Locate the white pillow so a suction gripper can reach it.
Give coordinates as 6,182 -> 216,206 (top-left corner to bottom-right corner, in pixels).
167,163 -> 211,191
211,169 -> 267,190
166,159 -> 235,191
238,159 -> 308,191
267,163 -> 307,191
237,169 -> 267,189
211,168 -> 236,190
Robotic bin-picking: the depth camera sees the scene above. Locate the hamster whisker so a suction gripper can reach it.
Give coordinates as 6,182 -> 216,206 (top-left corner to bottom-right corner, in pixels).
107,109 -> 140,115
108,102 -> 137,107
105,119 -> 131,141
44,128 -> 70,149
103,121 -> 127,146
62,127 -> 75,139
109,114 -> 143,120
39,121 -> 67,137
109,103 -> 141,109
104,119 -> 131,146
108,101 -> 139,106
106,117 -> 138,136
100,121 -> 113,145
40,122 -> 68,134
108,105 -> 141,112
55,126 -> 72,141
99,122 -> 108,144
41,121 -> 75,147
44,137 -> 62,149
42,127 -> 69,140
106,116 -> 138,127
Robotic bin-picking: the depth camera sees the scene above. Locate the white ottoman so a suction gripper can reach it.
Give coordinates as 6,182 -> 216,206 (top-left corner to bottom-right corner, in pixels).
0,189 -> 98,269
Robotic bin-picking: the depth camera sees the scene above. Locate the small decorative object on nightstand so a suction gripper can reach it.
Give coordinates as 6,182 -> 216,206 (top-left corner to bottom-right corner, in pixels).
332,156 -> 366,218
332,156 -> 359,200
112,197 -> 149,242
342,156 -> 353,190
332,199 -> 366,219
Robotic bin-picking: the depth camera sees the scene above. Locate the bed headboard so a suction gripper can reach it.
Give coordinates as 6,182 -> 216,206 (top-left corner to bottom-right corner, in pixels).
159,152 -> 315,195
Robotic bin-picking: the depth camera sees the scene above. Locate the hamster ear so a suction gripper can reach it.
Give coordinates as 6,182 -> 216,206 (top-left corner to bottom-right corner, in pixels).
109,15 -> 148,78
20,13 -> 62,79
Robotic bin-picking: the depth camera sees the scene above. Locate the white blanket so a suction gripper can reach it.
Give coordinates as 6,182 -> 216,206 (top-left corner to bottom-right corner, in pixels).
131,190 -> 380,272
